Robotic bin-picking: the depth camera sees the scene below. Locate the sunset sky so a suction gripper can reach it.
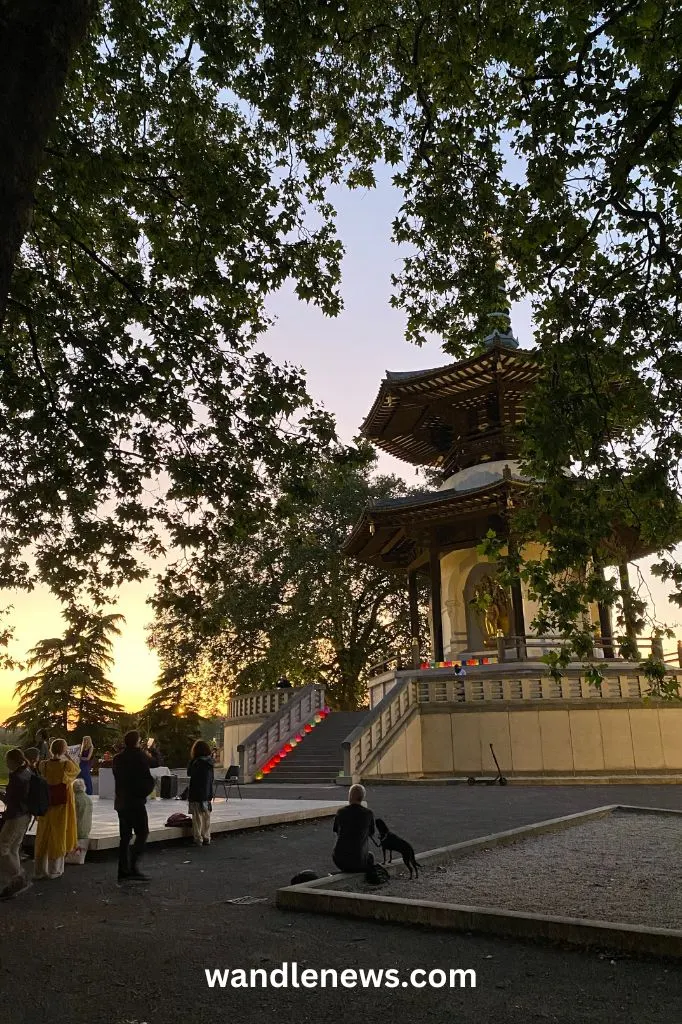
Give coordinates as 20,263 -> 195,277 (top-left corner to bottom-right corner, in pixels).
1,174 -> 679,721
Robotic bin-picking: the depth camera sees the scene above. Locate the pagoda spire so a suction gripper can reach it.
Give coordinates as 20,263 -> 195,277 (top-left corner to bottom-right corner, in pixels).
483,283 -> 518,350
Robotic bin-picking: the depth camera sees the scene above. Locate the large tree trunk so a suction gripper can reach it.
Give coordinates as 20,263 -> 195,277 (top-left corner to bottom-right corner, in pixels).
0,0 -> 96,328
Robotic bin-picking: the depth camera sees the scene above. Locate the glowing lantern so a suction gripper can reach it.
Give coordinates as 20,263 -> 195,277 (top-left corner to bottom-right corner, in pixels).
295,733 -> 304,743
284,743 -> 293,752
262,767 -> 270,775
273,754 -> 281,763
304,724 -> 313,733
314,715 -> 322,724
255,772 -> 264,780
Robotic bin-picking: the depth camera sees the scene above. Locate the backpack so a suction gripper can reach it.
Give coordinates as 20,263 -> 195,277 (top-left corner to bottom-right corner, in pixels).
165,812 -> 192,828
365,862 -> 390,886
27,771 -> 50,818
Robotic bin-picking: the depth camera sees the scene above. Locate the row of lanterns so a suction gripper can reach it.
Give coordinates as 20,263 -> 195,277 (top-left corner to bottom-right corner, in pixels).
255,706 -> 331,780
419,658 -> 490,669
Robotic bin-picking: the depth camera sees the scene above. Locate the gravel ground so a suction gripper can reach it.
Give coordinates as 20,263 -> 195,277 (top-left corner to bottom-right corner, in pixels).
334,811 -> 682,929
2,785 -> 682,1024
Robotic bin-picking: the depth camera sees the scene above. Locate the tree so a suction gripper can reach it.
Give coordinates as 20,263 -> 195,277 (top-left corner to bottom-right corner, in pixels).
3,1 -> 682,629
149,448 -> 428,710
4,607 -> 124,738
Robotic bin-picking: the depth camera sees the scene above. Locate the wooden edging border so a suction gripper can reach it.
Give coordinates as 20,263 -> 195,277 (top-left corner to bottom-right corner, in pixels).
276,804 -> 682,959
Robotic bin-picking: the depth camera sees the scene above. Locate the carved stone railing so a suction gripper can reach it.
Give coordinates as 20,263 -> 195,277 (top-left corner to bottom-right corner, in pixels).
342,675 -> 419,781
227,687 -> 296,720
344,661 -> 682,779
237,683 -> 327,782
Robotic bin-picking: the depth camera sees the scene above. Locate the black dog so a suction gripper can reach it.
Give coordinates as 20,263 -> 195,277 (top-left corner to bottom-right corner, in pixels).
374,818 -> 420,878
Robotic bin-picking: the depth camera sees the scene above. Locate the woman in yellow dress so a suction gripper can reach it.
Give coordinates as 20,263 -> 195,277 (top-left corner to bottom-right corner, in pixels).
35,738 -> 80,879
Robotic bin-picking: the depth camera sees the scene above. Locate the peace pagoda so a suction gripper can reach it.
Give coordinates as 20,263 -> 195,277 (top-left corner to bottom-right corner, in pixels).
227,309 -> 682,786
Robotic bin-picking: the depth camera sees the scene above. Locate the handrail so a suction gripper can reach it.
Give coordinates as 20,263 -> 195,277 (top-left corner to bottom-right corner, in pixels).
341,675 -> 418,780
227,687 -> 296,720
237,683 -> 327,782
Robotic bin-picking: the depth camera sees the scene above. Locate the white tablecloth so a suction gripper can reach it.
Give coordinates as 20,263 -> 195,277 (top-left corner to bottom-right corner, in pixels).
98,766 -> 115,800
98,765 -> 171,799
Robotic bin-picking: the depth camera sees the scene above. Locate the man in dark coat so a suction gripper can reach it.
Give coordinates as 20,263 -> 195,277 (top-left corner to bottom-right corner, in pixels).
113,730 -> 155,882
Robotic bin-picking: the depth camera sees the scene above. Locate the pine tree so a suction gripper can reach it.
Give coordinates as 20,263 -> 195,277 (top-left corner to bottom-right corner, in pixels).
5,607 -> 124,739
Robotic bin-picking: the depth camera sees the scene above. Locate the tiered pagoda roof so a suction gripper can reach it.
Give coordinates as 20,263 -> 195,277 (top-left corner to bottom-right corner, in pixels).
342,474 -> 529,571
361,341 -> 538,475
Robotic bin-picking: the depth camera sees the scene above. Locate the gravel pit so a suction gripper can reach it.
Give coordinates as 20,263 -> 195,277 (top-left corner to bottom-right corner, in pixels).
331,812 -> 682,930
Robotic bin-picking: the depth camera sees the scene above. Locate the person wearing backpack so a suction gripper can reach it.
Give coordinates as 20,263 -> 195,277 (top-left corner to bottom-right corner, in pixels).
0,749 -> 32,899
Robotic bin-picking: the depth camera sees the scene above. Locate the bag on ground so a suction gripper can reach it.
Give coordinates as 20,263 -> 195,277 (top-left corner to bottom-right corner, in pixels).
165,812 -> 192,828
365,863 -> 390,885
65,839 -> 90,865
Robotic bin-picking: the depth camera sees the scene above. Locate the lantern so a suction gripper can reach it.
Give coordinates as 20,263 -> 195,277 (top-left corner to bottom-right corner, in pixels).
304,724 -> 313,733
255,772 -> 263,781
295,733 -> 304,743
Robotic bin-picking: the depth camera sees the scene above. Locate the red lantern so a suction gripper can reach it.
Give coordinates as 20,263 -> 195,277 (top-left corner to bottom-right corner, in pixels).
304,724 -> 313,733
295,733 -> 304,742
273,754 -> 281,763
262,766 -> 271,774
284,743 -> 293,752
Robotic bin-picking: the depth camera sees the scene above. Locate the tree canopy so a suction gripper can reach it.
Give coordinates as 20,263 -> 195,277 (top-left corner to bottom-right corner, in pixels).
2,1 -> 682,630
148,449 -> 428,710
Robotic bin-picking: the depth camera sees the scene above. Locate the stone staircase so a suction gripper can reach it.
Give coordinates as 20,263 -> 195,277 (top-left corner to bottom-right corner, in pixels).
264,711 -> 365,784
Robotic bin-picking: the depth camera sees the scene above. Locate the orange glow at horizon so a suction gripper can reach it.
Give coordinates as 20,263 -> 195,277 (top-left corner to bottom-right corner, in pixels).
0,582 -> 160,723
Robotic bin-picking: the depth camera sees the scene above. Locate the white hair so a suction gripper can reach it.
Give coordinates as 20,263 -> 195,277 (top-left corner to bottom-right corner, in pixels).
72,778 -> 86,793
348,784 -> 366,803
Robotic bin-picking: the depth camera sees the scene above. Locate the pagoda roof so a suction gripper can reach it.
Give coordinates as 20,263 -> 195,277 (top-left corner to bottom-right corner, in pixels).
342,478 -> 527,570
361,342 -> 539,468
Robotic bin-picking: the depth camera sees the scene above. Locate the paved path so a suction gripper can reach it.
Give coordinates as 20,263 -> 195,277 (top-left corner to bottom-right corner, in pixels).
2,784 -> 681,1024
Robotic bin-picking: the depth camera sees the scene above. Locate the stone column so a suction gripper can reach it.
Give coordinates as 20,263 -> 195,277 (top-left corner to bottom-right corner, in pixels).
429,548 -> 444,662
407,570 -> 421,668
618,561 -> 639,660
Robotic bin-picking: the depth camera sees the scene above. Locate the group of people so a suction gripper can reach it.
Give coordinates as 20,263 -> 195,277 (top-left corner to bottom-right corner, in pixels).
0,730 -> 217,896
1,723 -> 376,898
0,738 -> 95,898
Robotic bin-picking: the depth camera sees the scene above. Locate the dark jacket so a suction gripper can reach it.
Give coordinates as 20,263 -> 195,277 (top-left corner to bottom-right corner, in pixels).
112,747 -> 155,810
332,803 -> 375,871
187,756 -> 214,804
4,764 -> 32,819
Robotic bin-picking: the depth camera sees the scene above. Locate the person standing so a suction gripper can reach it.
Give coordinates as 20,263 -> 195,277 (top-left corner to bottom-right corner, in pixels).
187,740 -> 215,847
112,730 -> 155,882
34,739 -> 79,879
78,735 -> 95,795
35,729 -> 50,762
0,749 -> 32,898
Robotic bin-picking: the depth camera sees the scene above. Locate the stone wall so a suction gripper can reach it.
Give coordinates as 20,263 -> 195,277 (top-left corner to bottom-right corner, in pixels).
361,702 -> 682,778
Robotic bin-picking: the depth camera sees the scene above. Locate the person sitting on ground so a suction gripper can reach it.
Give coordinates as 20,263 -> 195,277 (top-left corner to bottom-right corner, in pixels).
187,740 -> 215,847
0,749 -> 32,899
332,784 -> 376,873
453,662 -> 467,678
